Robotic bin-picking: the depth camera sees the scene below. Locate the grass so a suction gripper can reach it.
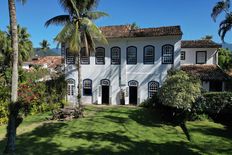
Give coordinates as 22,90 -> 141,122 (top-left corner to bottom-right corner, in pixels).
0,105 -> 232,155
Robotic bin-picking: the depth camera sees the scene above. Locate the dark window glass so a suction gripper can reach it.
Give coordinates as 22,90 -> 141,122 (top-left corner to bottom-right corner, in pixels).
83,79 -> 92,96
144,46 -> 155,64
162,45 -> 174,64
111,47 -> 121,65
127,46 -> 137,64
209,81 -> 222,92
95,47 -> 105,65
181,51 -> 186,60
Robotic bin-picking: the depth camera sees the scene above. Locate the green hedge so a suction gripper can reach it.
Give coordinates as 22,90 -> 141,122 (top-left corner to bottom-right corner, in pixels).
203,92 -> 232,113
202,92 -> 232,127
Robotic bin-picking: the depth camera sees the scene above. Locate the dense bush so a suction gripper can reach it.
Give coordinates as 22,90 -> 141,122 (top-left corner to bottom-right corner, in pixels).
159,70 -> 201,110
0,68 -> 67,125
140,93 -> 161,108
202,92 -> 232,127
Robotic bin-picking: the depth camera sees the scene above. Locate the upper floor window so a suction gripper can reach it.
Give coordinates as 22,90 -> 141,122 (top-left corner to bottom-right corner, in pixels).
144,45 -> 155,64
83,79 -> 92,96
81,47 -> 90,65
162,44 -> 174,64
127,46 -> 137,64
66,48 -> 75,65
196,51 -> 207,64
111,47 -> 121,65
181,51 -> 186,60
67,79 -> 75,96
95,47 -> 105,65
148,81 -> 159,98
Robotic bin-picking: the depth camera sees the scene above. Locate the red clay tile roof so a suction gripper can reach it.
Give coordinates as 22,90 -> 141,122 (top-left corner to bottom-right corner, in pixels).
100,25 -> 183,39
181,64 -> 230,81
182,40 -> 222,48
27,56 -> 64,69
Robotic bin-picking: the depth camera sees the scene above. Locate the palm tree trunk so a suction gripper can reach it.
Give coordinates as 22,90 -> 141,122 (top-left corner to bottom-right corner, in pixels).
4,0 -> 19,153
84,33 -> 89,56
77,54 -> 82,106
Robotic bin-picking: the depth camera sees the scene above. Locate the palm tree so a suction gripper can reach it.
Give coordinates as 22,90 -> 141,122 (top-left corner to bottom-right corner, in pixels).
4,0 -> 27,153
39,39 -> 51,51
45,0 -> 108,106
212,0 -> 232,42
6,25 -> 33,64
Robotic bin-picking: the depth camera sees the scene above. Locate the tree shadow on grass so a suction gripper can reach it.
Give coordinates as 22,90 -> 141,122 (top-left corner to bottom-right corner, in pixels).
0,122 -> 201,155
189,124 -> 232,141
69,131 -> 200,155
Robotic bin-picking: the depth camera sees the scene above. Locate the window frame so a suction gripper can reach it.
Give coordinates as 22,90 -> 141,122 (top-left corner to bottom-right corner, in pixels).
67,79 -> 75,96
148,81 -> 159,98
127,46 -> 137,65
111,46 -> 121,65
80,47 -> 90,65
143,45 -> 155,64
181,51 -> 186,60
162,44 -> 174,64
95,47 -> 105,65
196,51 -> 207,64
66,48 -> 76,65
83,79 -> 92,96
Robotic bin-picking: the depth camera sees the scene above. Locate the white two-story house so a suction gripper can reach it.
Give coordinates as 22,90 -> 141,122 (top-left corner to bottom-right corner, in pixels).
181,40 -> 230,92
63,25 -> 230,105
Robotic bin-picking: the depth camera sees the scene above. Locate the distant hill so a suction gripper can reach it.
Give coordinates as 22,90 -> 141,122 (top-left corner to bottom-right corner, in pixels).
222,43 -> 232,51
33,48 -> 61,57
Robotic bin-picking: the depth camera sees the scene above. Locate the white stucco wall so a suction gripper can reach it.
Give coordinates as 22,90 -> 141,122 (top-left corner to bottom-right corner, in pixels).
65,35 -> 182,105
181,48 -> 218,65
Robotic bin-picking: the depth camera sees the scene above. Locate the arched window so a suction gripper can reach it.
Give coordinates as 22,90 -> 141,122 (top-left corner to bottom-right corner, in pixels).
127,46 -> 137,64
83,79 -> 92,96
95,47 -> 105,65
101,79 -> 110,86
81,47 -> 90,65
148,81 -> 159,98
66,48 -> 75,64
128,80 -> 139,87
111,47 -> 121,65
67,79 -> 75,96
162,44 -> 174,64
144,45 -> 155,64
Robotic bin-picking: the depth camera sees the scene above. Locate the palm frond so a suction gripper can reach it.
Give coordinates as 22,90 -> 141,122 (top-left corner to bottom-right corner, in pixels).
86,11 -> 109,20
45,15 -> 70,27
59,0 -> 75,15
211,0 -> 230,22
81,17 -> 108,45
54,22 -> 74,43
69,23 -> 81,53
218,13 -> 232,42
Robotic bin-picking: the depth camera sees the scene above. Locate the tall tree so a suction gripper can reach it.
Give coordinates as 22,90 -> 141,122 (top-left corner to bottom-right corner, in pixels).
39,39 -> 50,51
6,25 -> 33,64
4,0 -> 27,153
211,0 -> 232,42
45,0 -> 108,106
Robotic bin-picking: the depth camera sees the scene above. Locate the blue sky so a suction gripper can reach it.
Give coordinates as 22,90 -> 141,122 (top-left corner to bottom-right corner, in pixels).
0,0 -> 231,48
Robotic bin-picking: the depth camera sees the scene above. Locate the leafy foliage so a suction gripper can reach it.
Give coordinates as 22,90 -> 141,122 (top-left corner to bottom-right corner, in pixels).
0,68 -> 67,125
218,48 -> 232,70
159,70 -> 201,110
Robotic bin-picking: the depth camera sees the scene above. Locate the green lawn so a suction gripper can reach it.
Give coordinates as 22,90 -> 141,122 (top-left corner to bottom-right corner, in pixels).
0,105 -> 231,155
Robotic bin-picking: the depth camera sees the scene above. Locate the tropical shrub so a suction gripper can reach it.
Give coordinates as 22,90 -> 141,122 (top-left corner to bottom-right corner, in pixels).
159,70 -> 201,111
202,92 -> 232,127
0,100 -> 9,125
